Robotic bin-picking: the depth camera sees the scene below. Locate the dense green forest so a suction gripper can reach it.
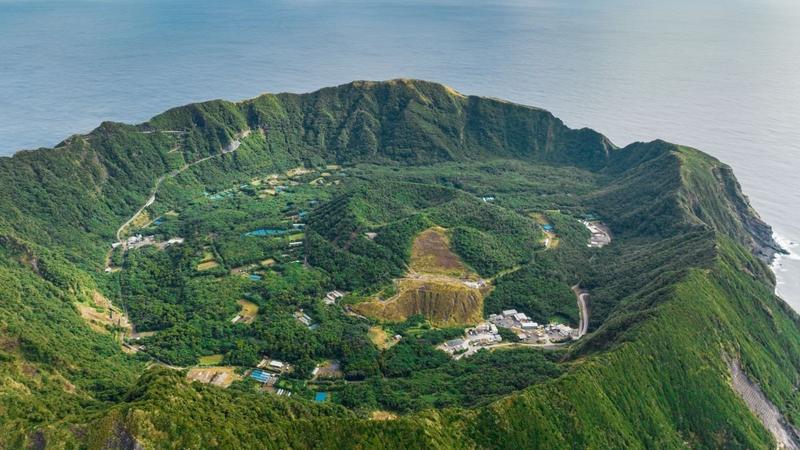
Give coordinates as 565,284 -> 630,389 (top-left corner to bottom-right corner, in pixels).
0,79 -> 797,449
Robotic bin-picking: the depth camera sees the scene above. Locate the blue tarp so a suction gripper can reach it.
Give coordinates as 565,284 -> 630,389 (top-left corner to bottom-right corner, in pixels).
245,228 -> 289,237
251,370 -> 270,383
314,392 -> 328,402
249,274 -> 262,281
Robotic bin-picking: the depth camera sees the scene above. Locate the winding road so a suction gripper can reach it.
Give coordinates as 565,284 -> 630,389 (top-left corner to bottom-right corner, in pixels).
573,285 -> 590,338
116,185 -> 159,241
105,131 -> 249,272
114,131 -> 248,244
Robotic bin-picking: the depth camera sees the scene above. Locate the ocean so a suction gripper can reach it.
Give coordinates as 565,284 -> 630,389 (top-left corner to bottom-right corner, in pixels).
1,0 -> 798,310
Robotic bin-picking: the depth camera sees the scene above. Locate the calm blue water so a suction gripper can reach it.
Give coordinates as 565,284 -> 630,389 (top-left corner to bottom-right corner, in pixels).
1,0 -> 799,309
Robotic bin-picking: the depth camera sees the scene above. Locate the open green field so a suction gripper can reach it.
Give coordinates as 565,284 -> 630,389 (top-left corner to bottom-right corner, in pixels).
198,354 -> 224,366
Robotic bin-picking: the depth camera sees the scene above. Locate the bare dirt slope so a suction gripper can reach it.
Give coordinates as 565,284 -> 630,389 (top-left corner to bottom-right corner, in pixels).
353,227 -> 487,326
729,358 -> 800,449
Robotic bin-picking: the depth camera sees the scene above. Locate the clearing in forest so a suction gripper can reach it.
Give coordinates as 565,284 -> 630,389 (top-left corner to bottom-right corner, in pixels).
76,290 -> 132,337
197,250 -> 219,271
129,210 -> 151,230
368,326 -> 398,350
530,212 -> 559,249
232,300 -> 259,324
371,411 -> 399,421
198,354 -> 224,366
409,227 -> 471,277
186,366 -> 241,388
197,260 -> 219,271
354,227 -> 488,326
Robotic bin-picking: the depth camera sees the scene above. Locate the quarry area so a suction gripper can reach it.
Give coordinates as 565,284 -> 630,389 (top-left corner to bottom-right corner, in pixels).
352,227 -> 489,326
356,225 -> 586,360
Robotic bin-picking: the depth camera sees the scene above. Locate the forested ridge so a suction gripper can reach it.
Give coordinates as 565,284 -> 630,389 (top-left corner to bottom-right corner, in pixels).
0,79 -> 797,449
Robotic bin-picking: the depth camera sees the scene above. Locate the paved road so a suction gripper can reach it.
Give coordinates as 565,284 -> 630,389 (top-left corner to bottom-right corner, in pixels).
114,131 -> 248,243
107,131 -> 249,271
572,285 -> 590,337
116,186 -> 159,241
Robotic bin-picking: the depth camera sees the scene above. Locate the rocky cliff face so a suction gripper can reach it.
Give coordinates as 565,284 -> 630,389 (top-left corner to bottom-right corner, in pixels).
353,279 -> 485,326
715,164 -> 784,263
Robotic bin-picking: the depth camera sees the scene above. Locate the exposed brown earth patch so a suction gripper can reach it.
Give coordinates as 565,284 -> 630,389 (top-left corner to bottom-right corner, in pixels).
353,227 -> 487,326
410,227 -> 472,278
186,366 -> 241,388
76,291 -> 131,337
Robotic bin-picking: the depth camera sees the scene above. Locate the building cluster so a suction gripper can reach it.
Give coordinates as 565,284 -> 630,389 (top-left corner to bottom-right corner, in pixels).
251,358 -> 292,395
489,309 -> 540,330
489,309 -> 576,344
582,220 -> 612,248
125,234 -> 156,249
439,321 -> 503,359
323,290 -> 345,305
294,309 -> 318,330
113,234 -> 185,252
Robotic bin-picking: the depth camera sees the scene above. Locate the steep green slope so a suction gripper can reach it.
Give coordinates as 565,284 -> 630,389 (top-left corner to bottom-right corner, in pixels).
72,241 -> 798,449
0,237 -> 142,447
0,80 -> 797,449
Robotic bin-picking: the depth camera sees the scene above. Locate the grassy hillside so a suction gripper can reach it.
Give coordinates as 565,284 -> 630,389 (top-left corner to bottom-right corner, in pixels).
0,80 -> 797,449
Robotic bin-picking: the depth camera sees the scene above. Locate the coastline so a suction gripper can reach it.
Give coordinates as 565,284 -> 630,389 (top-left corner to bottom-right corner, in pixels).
771,232 -> 800,313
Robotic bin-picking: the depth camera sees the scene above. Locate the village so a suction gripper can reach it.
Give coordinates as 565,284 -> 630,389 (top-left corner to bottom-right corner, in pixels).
107,161 -> 608,405
104,162 -> 355,402
438,308 -> 578,359
178,287 -> 352,400
186,355 -> 343,402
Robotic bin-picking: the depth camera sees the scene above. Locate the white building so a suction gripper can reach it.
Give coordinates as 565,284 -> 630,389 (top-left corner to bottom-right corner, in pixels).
269,360 -> 285,370
513,312 -> 529,322
445,339 -> 469,352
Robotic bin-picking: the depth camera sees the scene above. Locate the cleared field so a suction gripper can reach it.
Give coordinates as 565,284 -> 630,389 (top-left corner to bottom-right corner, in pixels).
197,249 -> 219,271
543,232 -> 560,249
286,166 -> 314,177
530,212 -> 559,249
409,227 -> 470,277
235,300 -> 259,324
198,354 -> 224,366
259,189 -> 277,198
370,411 -> 399,421
76,290 -> 131,336
368,326 -> 397,350
314,360 -> 343,379
197,260 -> 220,271
129,211 -> 151,230
186,366 -> 240,388
354,227 -> 486,326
